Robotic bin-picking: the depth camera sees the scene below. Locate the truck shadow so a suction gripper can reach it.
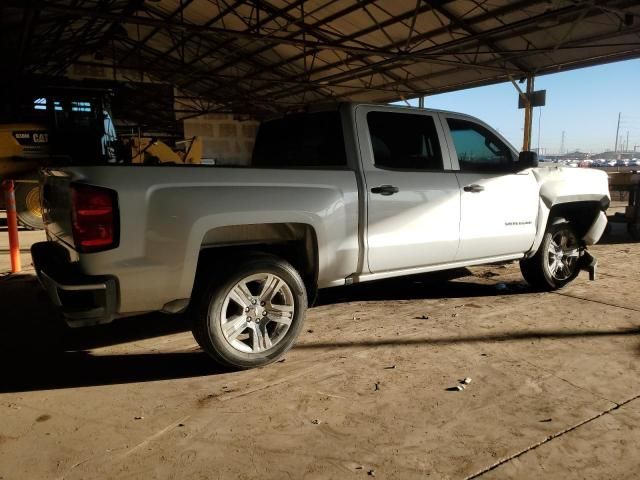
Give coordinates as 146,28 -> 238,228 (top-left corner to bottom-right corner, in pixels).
293,327 -> 640,351
0,269 -> 630,393
316,267 -> 529,306
0,274 -> 225,392
1,351 -> 219,393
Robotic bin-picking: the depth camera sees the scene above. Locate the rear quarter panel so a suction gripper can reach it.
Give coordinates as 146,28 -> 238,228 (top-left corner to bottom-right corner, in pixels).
58,166 -> 359,313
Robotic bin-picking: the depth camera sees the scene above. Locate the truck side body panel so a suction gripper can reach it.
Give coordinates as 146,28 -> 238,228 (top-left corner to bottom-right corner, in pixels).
44,166 -> 360,313
35,103 -> 611,325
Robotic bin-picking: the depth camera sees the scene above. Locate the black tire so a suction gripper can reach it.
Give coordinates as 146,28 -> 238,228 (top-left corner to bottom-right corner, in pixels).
15,180 -> 44,230
192,254 -> 307,370
520,221 -> 581,290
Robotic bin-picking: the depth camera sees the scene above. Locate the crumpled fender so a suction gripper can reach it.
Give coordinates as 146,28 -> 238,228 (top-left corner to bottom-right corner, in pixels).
525,166 -> 610,256
533,166 -> 609,209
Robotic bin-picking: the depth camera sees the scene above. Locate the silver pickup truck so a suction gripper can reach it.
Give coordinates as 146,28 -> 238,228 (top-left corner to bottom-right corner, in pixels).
32,103 -> 610,369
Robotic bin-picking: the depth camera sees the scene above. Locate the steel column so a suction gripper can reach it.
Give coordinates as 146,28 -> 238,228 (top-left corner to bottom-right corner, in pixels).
522,75 -> 534,152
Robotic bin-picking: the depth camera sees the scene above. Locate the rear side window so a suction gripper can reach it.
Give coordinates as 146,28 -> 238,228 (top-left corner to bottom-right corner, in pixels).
252,111 -> 347,168
447,118 -> 514,172
367,112 -> 443,170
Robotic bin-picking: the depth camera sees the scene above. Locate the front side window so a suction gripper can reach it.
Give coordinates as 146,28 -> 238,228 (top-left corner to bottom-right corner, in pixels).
367,112 -> 443,170
447,118 -> 514,172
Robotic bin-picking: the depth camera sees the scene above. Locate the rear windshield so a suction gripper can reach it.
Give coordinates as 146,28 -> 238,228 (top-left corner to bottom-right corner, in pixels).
252,111 -> 347,168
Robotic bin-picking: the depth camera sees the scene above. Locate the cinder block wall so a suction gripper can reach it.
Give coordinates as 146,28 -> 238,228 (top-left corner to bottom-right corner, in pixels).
183,114 -> 259,165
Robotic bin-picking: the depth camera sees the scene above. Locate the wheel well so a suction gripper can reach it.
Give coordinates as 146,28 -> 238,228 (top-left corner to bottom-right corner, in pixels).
193,223 -> 319,303
547,201 -> 602,239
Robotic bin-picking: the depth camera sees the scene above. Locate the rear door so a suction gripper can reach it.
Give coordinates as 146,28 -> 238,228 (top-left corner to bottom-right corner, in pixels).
355,106 -> 460,274
440,114 -> 539,261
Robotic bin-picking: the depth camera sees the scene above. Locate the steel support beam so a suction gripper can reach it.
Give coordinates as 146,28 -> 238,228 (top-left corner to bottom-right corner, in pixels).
522,75 -> 534,152
291,0 -> 637,104
165,0 -> 309,89
118,0 -> 196,65
5,1 -> 410,58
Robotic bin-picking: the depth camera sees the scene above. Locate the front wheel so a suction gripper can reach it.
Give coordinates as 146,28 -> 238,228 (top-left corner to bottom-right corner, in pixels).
520,221 -> 581,290
192,254 -> 307,369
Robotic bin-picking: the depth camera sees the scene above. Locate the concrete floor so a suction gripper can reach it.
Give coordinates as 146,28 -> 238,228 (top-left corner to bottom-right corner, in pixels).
1,210 -> 639,479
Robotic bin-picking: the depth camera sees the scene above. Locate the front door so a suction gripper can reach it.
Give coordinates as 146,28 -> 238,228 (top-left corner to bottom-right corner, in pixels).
356,106 -> 461,274
441,115 -> 539,261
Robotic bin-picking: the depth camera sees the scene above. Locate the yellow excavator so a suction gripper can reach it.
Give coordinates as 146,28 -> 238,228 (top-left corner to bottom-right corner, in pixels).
1,88 -> 201,229
0,88 -> 120,229
127,136 -> 202,165
0,122 -> 50,229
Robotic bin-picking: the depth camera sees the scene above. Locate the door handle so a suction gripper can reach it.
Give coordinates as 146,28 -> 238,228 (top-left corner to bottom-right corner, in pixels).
463,184 -> 484,193
371,185 -> 399,196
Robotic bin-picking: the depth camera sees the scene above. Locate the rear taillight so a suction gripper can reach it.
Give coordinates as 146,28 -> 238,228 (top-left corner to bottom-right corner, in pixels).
71,184 -> 119,253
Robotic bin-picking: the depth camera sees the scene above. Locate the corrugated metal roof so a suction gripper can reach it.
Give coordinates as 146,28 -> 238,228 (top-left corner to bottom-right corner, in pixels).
2,0 -> 640,119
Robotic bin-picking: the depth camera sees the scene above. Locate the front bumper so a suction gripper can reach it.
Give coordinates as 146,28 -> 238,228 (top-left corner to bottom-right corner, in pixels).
31,242 -> 118,327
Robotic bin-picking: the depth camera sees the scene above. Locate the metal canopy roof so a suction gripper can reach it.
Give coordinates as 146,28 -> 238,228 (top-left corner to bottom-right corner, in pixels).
2,0 -> 640,118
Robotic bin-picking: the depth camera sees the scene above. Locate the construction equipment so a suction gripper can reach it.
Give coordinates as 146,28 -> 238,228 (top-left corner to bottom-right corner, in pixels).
0,87 -> 117,229
0,122 -> 50,229
1,82 -> 202,229
127,136 -> 202,165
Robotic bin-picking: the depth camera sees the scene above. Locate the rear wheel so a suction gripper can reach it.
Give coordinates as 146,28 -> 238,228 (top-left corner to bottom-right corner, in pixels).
520,221 -> 581,290
15,180 -> 44,230
192,254 -> 307,369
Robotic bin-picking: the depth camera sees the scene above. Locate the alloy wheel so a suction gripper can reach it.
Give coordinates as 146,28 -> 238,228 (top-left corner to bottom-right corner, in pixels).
546,228 -> 580,281
217,273 -> 295,354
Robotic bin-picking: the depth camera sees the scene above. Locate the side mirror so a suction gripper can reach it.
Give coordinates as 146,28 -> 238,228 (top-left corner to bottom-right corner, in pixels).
518,151 -> 538,168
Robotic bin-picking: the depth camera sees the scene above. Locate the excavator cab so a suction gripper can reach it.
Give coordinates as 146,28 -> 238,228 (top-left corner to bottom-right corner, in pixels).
0,87 -> 117,229
28,89 -> 117,164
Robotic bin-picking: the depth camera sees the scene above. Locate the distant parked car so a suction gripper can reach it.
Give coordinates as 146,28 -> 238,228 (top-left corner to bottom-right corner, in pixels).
630,158 -> 640,167
616,159 -> 629,167
607,160 -> 617,167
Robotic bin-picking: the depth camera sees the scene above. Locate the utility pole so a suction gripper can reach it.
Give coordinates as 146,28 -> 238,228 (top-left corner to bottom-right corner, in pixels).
626,131 -> 629,152
560,130 -> 565,155
614,112 -> 621,152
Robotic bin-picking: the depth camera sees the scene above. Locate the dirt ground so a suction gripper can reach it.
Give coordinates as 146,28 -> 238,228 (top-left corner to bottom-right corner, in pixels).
1,209 -> 639,479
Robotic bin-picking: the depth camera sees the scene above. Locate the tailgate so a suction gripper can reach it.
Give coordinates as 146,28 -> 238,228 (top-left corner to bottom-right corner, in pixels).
41,169 -> 75,248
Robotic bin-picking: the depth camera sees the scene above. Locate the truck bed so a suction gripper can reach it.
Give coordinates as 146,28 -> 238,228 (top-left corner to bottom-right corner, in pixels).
41,165 -> 360,315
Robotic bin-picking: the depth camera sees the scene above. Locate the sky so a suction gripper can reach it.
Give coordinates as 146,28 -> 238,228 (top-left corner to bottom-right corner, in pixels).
400,58 -> 640,155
